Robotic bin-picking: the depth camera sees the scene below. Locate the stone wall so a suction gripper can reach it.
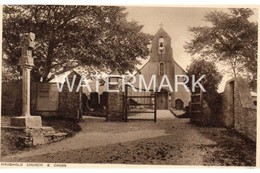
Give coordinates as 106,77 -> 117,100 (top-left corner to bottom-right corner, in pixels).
2,80 -> 82,118
2,81 -> 22,115
2,82 -> 58,116
1,81 -> 38,115
221,78 -> 256,141
221,80 -> 234,127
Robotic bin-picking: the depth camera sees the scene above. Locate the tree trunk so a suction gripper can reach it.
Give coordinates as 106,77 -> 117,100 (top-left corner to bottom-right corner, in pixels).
42,41 -> 54,82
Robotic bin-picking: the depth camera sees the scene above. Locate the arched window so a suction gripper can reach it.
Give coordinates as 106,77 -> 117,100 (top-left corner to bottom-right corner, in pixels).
160,62 -> 164,76
159,37 -> 164,46
158,37 -> 164,54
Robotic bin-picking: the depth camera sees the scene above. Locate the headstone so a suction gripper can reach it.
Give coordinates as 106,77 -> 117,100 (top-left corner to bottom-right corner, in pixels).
90,92 -> 99,110
36,83 -> 59,111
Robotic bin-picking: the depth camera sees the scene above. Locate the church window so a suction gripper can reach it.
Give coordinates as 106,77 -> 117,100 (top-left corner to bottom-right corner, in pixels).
160,62 -> 165,76
158,37 -> 165,54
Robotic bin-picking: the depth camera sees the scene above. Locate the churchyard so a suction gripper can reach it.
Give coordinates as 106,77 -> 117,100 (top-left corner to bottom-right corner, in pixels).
1,5 -> 257,166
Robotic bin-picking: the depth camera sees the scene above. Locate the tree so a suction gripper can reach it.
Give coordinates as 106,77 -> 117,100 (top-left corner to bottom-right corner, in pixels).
3,5 -> 152,82
2,59 -> 20,82
187,59 -> 222,115
184,8 -> 257,89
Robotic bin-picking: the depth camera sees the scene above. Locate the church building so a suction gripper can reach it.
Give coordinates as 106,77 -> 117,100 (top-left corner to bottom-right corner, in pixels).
133,27 -> 190,110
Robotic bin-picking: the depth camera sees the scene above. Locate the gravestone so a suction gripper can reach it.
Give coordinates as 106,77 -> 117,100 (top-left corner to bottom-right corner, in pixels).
36,83 -> 59,111
90,92 -> 99,110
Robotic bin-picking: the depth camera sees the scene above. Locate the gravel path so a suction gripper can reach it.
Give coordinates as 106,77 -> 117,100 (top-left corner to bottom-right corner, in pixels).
1,111 -> 256,166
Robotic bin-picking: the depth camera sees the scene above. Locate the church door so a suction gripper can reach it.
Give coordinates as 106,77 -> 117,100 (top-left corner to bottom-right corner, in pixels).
156,92 -> 168,109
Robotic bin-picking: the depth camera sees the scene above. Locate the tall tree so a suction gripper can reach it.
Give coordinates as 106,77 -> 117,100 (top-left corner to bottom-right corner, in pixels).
3,5 -> 152,82
184,8 -> 257,88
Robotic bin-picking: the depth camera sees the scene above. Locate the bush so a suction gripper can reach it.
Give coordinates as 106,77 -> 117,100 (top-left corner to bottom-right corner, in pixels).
187,59 -> 223,116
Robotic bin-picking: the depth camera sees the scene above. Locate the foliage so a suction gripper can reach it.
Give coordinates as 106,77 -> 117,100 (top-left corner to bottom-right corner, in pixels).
3,5 -> 152,82
2,60 -> 20,82
187,59 -> 223,115
185,8 -> 257,89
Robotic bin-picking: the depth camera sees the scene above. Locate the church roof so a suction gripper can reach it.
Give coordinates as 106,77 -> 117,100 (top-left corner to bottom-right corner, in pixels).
155,27 -> 171,38
173,59 -> 187,73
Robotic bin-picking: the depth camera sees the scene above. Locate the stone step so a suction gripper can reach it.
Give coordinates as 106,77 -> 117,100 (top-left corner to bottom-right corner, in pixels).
45,132 -> 68,143
2,125 -> 67,147
170,108 -> 187,118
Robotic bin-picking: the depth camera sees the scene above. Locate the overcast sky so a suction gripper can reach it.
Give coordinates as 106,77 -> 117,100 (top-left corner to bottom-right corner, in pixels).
125,6 -> 258,92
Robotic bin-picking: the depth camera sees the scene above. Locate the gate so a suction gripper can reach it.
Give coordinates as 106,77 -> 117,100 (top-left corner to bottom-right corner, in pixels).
123,84 -> 157,122
190,87 -> 203,123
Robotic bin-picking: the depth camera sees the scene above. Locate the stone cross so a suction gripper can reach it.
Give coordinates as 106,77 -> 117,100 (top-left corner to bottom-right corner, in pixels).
10,32 -> 42,127
159,22 -> 163,27
19,32 -> 35,117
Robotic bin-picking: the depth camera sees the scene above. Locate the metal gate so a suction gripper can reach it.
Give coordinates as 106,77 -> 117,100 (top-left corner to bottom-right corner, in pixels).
123,84 -> 157,122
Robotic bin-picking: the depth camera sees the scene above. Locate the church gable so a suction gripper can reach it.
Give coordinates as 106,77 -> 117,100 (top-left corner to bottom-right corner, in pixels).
135,27 -> 178,88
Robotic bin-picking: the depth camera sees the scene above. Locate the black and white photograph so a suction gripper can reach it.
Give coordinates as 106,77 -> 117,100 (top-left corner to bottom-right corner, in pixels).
0,4 -> 258,167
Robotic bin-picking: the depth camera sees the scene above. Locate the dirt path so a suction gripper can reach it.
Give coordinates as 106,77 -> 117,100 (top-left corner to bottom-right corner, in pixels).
1,111 -> 256,166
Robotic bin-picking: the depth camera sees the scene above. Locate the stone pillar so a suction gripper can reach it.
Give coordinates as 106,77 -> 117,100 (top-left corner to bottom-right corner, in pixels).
105,75 -> 124,121
10,33 -> 42,128
21,67 -> 32,116
106,92 -> 124,121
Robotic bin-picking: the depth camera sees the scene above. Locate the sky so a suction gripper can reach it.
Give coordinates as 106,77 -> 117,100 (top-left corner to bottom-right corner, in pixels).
125,6 -> 258,92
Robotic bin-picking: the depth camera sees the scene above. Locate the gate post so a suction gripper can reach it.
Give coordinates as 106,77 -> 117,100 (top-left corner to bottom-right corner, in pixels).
154,89 -> 157,122
106,75 -> 124,121
124,84 -> 128,122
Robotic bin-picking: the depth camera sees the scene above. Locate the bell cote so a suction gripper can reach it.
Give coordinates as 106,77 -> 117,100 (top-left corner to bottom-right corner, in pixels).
150,27 -> 173,62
